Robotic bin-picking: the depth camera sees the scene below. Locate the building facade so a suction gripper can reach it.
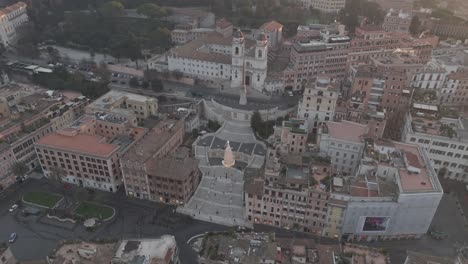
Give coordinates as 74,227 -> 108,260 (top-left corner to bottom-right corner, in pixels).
244,154 -> 330,234
401,103 -> 468,182
298,75 -> 339,133
337,141 -> 443,242
318,121 -> 368,175
0,2 -> 29,47
277,119 -> 309,154
120,118 -> 190,203
286,35 -> 350,91
382,9 -> 412,33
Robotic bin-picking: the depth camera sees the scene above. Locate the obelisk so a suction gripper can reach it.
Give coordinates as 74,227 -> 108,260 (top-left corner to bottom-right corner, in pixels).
239,60 -> 247,105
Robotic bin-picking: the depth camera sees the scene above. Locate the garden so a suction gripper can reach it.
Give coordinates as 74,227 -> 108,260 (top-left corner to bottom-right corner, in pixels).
23,192 -> 62,208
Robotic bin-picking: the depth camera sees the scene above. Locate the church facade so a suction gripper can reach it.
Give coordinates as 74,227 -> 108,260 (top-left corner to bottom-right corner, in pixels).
167,29 -> 268,92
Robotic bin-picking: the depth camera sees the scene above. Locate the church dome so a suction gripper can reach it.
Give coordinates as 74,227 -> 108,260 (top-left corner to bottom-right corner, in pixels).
233,29 -> 244,39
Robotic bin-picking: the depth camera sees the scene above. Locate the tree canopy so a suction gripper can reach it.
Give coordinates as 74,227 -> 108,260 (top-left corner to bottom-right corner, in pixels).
100,1 -> 125,17
11,161 -> 29,177
338,0 -> 385,33
136,3 -> 169,19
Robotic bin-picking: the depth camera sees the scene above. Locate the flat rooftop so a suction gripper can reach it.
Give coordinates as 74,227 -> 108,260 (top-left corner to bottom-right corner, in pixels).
283,119 -> 307,134
145,147 -> 199,179
122,118 -> 183,162
394,142 -> 436,193
113,236 -> 176,263
87,90 -> 156,112
409,103 -> 467,140
324,121 -> 368,143
36,131 -> 118,157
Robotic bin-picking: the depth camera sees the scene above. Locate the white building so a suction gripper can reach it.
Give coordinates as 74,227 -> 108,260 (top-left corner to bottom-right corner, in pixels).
335,141 -> 443,242
382,9 -> 412,33
167,29 -> 268,92
411,62 -> 446,90
0,2 -> 29,47
318,121 -> 368,175
298,75 -> 339,133
402,103 -> 468,182
112,236 -> 179,264
299,0 -> 346,13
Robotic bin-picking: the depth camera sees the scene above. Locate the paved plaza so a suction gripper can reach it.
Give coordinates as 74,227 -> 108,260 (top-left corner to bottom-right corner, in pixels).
179,120 -> 266,226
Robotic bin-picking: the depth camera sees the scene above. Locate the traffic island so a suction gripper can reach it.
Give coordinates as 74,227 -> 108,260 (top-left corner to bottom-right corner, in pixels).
22,191 -> 63,209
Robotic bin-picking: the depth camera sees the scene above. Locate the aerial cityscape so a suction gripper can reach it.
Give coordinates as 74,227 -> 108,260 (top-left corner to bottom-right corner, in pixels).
0,0 -> 467,263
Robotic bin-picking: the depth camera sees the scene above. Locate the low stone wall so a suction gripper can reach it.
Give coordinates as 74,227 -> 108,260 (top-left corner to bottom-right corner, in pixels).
46,214 -> 76,223
204,99 -> 296,123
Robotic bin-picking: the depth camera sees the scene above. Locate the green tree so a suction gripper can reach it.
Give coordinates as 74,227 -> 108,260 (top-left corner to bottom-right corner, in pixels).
11,161 -> 29,178
49,166 -> 66,183
251,111 -> 263,132
409,15 -> 421,35
136,3 -> 168,19
151,78 -> 164,92
100,1 -> 125,17
129,77 -> 139,87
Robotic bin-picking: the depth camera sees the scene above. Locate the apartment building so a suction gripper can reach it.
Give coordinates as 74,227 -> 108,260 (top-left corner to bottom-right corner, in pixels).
299,0 -> 345,12
401,103 -> 468,182
86,90 -> 158,123
276,119 -> 309,154
411,62 -> 447,90
347,26 -> 434,73
35,114 -> 144,192
120,118 -> 192,203
297,75 -> 339,132
286,35 -> 350,90
439,70 -> 468,106
382,9 -> 412,33
347,26 -> 401,71
318,121 -> 368,175
322,198 -> 347,238
0,2 -> 29,47
338,97 -> 387,140
335,141 -> 443,242
349,64 -> 410,113
244,153 -> 330,234
0,86 -> 88,190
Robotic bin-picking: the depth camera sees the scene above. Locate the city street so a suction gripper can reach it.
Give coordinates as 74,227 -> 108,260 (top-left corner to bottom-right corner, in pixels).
0,178 -> 229,263
1,178 -> 467,263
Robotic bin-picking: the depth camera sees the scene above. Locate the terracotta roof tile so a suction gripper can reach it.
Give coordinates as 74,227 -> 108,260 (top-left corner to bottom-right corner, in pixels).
36,132 -> 117,157
260,20 -> 283,31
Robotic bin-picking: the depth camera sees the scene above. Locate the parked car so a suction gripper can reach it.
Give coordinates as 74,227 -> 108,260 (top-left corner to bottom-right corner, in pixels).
9,233 -> 16,243
9,204 -> 18,212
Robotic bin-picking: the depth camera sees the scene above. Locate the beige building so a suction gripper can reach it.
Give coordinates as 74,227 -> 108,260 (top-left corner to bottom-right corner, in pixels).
277,119 -> 308,154
382,9 -> 412,33
298,75 -> 339,133
0,86 -> 88,190
318,121 -> 368,175
35,114 -> 145,192
244,153 -> 330,234
86,90 -> 158,124
286,35 -> 350,91
0,2 -> 29,47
